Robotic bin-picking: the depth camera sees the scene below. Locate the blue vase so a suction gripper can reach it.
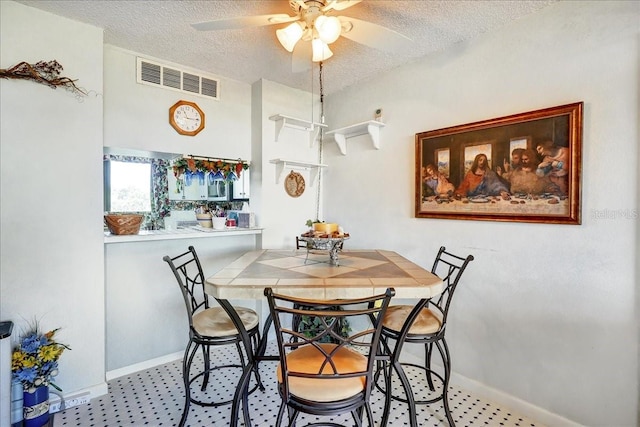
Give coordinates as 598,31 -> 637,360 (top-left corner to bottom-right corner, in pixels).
23,386 -> 49,427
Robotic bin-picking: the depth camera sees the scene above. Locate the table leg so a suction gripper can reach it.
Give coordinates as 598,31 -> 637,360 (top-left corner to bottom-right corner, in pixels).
216,299 -> 263,427
329,241 -> 341,266
255,314 -> 276,360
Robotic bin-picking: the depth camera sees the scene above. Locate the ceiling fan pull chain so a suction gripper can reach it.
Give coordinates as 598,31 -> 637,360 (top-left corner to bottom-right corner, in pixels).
315,61 -> 324,222
319,61 -> 325,124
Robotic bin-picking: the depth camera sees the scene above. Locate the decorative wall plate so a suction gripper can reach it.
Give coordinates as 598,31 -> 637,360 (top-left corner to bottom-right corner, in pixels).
284,171 -> 305,197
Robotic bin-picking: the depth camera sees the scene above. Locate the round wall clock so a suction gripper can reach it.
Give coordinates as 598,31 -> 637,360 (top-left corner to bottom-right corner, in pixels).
169,100 -> 205,136
284,171 -> 305,197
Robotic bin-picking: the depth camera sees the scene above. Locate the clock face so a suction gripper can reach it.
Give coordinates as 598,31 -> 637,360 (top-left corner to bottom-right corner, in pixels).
169,101 -> 205,136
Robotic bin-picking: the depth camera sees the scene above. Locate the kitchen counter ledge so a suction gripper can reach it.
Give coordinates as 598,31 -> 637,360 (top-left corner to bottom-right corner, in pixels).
104,227 -> 263,244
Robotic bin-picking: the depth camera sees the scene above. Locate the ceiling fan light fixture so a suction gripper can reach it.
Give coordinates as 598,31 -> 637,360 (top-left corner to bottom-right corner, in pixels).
301,27 -> 313,42
276,21 -> 305,52
341,20 -> 354,34
315,15 -> 341,44
312,38 -> 333,62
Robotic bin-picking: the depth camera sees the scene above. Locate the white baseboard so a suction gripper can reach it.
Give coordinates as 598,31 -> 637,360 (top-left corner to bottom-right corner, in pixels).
106,351 -> 183,381
450,372 -> 584,427
401,351 -> 583,427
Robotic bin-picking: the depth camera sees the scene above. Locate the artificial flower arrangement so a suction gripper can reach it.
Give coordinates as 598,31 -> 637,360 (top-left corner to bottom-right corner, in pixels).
171,157 -> 249,181
212,207 -> 226,218
12,324 -> 70,392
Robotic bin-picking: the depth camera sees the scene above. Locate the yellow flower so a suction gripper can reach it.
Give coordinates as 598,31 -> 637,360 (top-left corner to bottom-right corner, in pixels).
39,345 -> 63,362
11,350 -> 26,370
22,355 -> 37,368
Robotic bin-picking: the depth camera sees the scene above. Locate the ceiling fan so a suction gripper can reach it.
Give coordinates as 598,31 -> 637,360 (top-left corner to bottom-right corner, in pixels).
192,0 -> 411,71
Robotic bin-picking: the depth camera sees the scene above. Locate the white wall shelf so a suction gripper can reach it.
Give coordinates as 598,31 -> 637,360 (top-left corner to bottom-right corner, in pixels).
268,114 -> 327,147
326,120 -> 386,155
269,158 -> 327,187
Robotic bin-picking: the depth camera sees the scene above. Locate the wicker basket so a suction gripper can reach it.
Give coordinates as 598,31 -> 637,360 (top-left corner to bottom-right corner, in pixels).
105,214 -> 144,235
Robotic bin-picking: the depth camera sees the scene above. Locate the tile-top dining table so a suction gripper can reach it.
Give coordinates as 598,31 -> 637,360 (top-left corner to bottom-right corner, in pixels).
204,248 -> 444,426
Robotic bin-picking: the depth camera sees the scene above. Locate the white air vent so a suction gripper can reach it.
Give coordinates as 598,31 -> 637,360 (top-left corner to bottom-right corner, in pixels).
137,57 -> 219,100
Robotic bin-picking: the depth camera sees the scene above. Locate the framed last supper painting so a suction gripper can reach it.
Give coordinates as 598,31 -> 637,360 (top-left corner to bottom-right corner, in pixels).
415,102 -> 582,224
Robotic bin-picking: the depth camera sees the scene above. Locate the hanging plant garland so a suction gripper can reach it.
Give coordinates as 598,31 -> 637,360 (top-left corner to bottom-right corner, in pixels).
171,157 -> 249,181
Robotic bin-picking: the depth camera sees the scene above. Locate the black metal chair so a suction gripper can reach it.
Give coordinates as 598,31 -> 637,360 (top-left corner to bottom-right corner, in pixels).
265,287 -> 395,427
163,246 -> 264,427
377,246 -> 474,427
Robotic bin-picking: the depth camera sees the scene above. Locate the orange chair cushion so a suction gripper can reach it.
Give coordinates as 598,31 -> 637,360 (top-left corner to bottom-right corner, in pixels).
192,306 -> 259,337
276,343 -> 367,402
382,305 -> 442,335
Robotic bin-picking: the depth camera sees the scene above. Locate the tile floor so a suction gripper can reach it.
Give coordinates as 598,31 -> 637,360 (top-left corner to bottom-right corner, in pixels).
53,343 -> 543,426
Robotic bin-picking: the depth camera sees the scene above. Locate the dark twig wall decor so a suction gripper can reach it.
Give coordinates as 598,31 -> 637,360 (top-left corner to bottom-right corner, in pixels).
0,60 -> 86,96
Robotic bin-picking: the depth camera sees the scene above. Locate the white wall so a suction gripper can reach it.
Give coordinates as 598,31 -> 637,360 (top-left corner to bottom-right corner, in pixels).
2,1 -> 637,425
104,46 -> 252,160
105,235 -> 260,372
252,79 -> 323,249
321,2 -> 638,426
0,1 -> 107,398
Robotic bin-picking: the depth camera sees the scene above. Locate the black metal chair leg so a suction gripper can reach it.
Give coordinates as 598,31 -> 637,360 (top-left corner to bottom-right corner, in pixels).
235,342 -> 246,366
230,361 -> 255,427
287,407 -> 300,427
437,339 -> 455,426
425,342 -> 435,391
241,375 -> 252,427
380,359 -> 392,427
275,401 -> 286,427
180,341 -> 198,427
250,333 -> 265,392
363,404 -> 374,427
252,361 -> 264,392
351,408 -> 363,427
201,344 -> 210,391
393,361 -> 418,427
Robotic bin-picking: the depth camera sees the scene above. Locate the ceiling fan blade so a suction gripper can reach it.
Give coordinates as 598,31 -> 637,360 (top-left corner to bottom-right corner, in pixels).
338,16 -> 411,52
191,14 -> 297,31
292,41 -> 312,73
323,0 -> 362,12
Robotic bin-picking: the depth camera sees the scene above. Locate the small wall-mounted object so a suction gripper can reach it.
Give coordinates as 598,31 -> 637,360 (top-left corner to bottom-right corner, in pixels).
269,114 -> 327,146
284,171 -> 306,198
269,158 -> 327,187
0,60 -> 86,96
169,100 -> 205,136
137,57 -> 219,100
326,120 -> 386,155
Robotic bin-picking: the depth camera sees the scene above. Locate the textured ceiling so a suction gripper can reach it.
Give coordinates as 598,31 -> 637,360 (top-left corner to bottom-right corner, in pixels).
15,0 -> 556,95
